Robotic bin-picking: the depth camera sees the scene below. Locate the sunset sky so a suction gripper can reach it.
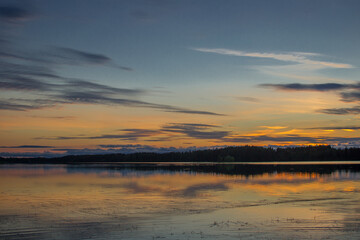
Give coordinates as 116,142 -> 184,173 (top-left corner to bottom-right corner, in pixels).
1,0 -> 360,157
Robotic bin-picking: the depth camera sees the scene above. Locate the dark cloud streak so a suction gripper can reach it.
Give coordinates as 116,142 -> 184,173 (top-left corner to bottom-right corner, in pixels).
319,106 -> 360,115
225,135 -> 322,143
38,129 -> 162,141
37,123 -> 229,141
340,91 -> 360,102
0,99 -> 48,111
161,123 -> 230,139
305,126 -> 360,130
48,47 -> 133,71
259,83 -> 360,92
0,145 -> 53,149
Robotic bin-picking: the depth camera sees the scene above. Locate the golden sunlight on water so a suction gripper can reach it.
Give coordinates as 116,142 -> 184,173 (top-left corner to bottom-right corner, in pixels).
0,164 -> 360,239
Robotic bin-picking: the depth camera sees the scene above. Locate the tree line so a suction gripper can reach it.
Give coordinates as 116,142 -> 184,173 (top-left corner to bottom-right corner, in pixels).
1,145 -> 360,164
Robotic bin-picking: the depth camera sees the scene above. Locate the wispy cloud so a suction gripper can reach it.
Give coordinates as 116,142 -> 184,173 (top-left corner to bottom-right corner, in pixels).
224,134 -> 360,145
0,145 -> 54,149
340,91 -> 360,102
35,122 -> 360,147
305,126 -> 360,130
319,106 -> 360,115
259,81 -> 360,115
260,126 -> 288,130
0,43 -> 221,116
38,129 -> 162,141
192,48 -> 353,69
0,89 -> 222,115
0,8 -> 222,116
0,99 -> 56,111
30,115 -> 75,120
161,123 -> 230,139
224,134 -> 321,143
48,47 -> 133,71
55,91 -> 222,115
259,83 -> 360,92
37,123 -> 229,141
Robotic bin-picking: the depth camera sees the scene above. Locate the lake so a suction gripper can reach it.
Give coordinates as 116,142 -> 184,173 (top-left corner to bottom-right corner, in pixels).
1,162 -> 360,239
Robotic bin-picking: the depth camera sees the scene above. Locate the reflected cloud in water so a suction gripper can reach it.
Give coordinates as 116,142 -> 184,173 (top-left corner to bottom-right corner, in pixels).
1,163 -> 360,239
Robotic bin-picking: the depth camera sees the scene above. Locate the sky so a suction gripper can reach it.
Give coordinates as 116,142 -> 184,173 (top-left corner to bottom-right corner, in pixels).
1,0 -> 360,157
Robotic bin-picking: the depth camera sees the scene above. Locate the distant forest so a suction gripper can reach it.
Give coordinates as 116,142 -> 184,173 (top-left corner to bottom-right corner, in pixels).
1,145 -> 360,164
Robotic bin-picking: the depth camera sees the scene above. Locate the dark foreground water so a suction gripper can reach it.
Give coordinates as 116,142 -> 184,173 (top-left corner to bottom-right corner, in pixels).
1,162 -> 360,239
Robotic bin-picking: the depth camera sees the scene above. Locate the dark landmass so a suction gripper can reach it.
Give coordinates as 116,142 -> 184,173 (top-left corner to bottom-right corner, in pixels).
1,145 -> 360,164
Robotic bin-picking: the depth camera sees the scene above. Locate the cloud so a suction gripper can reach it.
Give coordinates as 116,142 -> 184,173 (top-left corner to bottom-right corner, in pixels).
39,129 -> 162,141
49,47 -> 133,71
30,115 -> 75,120
319,106 -> 360,115
40,123 -> 360,145
0,97 -> 68,111
98,144 -> 145,148
61,79 -> 145,95
259,83 -> 360,92
259,81 -> 360,115
223,134 -> 360,145
340,91 -> 360,102
327,137 -> 360,143
0,61 -> 142,94
0,48 -> 221,116
52,91 -> 222,115
54,145 -> 218,155
0,145 -> 54,149
224,135 -> 322,143
37,123 -> 230,142
193,48 -> 353,69
54,47 -> 112,64
0,151 -> 61,158
161,123 -> 230,139
0,73 -> 55,91
90,129 -> 161,140
0,5 -> 33,22
0,13 -> 223,116
0,63 -> 221,115
165,109 -> 224,116
0,99 -> 52,111
0,91 -> 222,115
260,126 -> 287,130
0,60 -> 61,79
305,126 -> 360,130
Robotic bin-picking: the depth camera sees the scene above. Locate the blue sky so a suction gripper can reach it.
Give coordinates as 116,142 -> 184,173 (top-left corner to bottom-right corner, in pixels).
1,0 -> 360,156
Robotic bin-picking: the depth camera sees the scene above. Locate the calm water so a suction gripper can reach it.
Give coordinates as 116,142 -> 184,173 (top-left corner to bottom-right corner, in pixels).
1,163 -> 360,239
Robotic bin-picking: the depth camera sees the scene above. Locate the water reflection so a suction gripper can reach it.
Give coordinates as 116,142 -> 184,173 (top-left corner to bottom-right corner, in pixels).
1,163 -> 360,239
